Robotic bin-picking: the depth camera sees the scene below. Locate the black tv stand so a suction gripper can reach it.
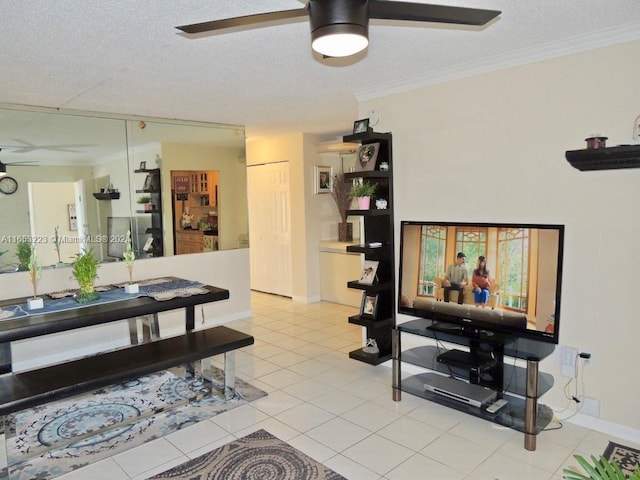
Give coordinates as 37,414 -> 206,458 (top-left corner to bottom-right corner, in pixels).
392,318 -> 555,451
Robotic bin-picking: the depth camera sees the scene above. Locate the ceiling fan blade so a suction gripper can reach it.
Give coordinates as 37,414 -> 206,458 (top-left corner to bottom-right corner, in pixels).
176,7 -> 309,34
369,1 -> 500,26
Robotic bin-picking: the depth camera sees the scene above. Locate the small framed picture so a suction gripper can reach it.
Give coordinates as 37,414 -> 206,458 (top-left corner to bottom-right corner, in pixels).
314,165 -> 333,194
358,259 -> 379,285
353,118 -> 370,134
139,161 -> 147,170
354,143 -> 380,172
143,174 -> 153,191
143,237 -> 154,252
360,292 -> 379,319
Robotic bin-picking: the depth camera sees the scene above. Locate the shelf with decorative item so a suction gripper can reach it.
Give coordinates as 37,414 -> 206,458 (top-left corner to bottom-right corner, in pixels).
92,191 -> 120,200
565,144 -> 640,171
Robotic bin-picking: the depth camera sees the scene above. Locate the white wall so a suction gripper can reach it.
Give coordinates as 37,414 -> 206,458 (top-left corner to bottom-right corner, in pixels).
360,40 -> 640,434
0,249 -> 251,370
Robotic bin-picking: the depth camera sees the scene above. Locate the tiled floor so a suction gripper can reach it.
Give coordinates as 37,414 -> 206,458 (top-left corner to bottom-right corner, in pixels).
57,291 -> 637,480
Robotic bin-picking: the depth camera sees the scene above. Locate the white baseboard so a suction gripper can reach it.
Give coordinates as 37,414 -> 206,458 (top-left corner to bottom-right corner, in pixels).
292,294 -> 322,304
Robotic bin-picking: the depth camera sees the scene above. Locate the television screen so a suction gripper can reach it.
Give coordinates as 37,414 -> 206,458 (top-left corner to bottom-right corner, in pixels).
398,221 -> 564,344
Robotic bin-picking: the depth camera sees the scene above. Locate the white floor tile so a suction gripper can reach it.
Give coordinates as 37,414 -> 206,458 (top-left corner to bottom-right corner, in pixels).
323,453 -> 381,480
342,433 -> 415,475
113,437 -> 184,478
386,452 -> 467,480
470,451 -> 554,480
377,415 -> 445,451
305,417 -> 372,452
212,404 -> 270,433
419,432 -> 494,474
273,402 -> 336,433
56,457 -> 129,480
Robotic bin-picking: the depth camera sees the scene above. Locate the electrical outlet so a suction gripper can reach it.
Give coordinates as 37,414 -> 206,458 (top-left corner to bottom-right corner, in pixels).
561,346 -> 579,378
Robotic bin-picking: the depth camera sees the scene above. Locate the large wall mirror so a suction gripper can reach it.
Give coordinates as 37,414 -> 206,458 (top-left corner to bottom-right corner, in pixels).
0,105 -> 248,274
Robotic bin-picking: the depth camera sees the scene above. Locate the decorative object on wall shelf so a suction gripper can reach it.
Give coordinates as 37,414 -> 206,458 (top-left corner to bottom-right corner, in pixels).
585,134 -> 607,149
355,143 -> 379,172
350,180 -> 376,210
314,165 -> 332,194
353,118 -> 370,134
358,259 -> 379,285
331,172 -> 353,242
137,195 -> 152,211
360,292 -> 378,318
375,198 -> 388,209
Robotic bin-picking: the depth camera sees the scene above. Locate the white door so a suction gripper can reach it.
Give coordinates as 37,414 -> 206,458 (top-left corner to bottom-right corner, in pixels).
247,162 -> 292,296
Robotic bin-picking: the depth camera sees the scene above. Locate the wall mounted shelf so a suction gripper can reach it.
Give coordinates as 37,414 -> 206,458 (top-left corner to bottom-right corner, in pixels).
565,144 -> 640,171
92,192 -> 120,200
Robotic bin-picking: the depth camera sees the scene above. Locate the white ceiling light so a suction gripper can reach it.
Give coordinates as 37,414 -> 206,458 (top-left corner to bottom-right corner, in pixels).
311,24 -> 368,57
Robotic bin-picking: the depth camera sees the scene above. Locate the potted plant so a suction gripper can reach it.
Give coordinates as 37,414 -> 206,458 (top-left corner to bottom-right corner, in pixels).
27,244 -> 44,310
16,241 -> 32,271
563,454 -> 640,479
137,195 -> 152,211
53,225 -> 64,266
331,173 -> 353,241
72,248 -> 100,303
122,230 -> 138,293
350,181 -> 376,210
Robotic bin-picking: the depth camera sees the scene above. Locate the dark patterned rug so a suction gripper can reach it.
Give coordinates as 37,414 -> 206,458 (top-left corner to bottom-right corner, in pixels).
5,368 -> 266,480
604,441 -> 640,477
148,429 -> 346,480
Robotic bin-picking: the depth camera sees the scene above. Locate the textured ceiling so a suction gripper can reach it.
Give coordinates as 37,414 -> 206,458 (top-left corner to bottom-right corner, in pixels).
1,1 -> 640,141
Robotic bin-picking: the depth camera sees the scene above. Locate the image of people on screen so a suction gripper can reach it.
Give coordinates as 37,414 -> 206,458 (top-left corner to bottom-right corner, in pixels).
472,255 -> 491,307
444,252 -> 468,304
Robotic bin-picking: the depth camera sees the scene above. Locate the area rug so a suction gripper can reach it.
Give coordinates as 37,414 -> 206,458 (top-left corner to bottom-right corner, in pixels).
148,429 -> 346,480
604,441 -> 640,477
5,368 -> 266,480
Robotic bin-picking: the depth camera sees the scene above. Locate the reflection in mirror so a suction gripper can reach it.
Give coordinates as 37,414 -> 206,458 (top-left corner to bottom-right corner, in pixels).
0,105 -> 247,275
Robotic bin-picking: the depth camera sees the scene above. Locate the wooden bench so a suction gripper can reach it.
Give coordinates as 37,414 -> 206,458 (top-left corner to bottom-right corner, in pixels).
0,325 -> 254,417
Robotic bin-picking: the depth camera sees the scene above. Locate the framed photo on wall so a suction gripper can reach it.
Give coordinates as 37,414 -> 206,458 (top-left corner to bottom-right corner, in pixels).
360,292 -> 379,319
353,118 -> 370,134
314,165 -> 333,194
358,259 -> 379,285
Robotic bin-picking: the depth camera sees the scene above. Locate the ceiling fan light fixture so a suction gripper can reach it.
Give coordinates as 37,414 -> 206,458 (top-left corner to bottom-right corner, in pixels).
311,24 -> 368,57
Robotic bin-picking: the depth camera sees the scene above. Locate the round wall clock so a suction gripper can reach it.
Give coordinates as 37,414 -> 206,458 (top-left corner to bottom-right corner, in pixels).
0,176 -> 19,195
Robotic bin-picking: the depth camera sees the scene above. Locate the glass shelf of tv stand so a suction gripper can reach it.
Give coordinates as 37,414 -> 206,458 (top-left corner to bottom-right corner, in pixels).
396,318 -> 556,434
400,373 -> 554,435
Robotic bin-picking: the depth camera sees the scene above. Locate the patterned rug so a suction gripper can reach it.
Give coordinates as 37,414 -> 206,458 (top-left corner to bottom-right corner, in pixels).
604,441 -> 640,477
149,429 -> 346,480
4,368 -> 266,480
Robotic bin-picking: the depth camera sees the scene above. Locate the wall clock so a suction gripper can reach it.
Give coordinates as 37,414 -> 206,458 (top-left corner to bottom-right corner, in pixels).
0,176 -> 18,195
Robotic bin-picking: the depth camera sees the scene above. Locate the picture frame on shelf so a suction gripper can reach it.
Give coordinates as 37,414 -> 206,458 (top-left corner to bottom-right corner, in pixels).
139,161 -> 146,170
143,174 -> 153,191
353,118 -> 370,134
360,292 -> 378,318
354,143 -> 380,172
142,237 -> 154,252
358,259 -> 379,285
314,165 -> 333,194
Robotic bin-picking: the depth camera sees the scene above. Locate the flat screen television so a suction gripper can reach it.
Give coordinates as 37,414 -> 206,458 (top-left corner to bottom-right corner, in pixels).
398,221 -> 564,344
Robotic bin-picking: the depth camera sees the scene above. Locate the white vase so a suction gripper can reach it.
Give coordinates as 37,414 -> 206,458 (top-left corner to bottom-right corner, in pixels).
357,196 -> 371,210
28,297 -> 44,310
125,283 -> 139,294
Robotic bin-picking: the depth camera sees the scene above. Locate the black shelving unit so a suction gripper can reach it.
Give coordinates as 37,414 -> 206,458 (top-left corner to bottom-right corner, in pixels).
134,168 -> 163,257
565,144 -> 640,171
343,131 -> 395,365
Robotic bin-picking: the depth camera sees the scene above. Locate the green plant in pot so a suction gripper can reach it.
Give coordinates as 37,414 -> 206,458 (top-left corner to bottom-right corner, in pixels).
349,181 -> 376,210
137,195 -> 152,211
72,248 -> 101,303
563,454 -> 640,479
122,230 -> 139,294
16,241 -> 32,271
331,173 -> 353,242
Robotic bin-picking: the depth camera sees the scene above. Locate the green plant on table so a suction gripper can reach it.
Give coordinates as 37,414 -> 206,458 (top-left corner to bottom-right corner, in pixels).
349,181 -> 376,198
563,454 -> 640,480
72,248 -> 100,303
137,195 -> 151,204
16,241 -> 32,271
123,230 -> 135,284
28,244 -> 42,299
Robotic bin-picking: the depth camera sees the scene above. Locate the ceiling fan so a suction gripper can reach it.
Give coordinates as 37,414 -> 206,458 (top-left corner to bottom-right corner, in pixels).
1,139 -> 97,154
0,149 -> 39,176
176,0 -> 501,58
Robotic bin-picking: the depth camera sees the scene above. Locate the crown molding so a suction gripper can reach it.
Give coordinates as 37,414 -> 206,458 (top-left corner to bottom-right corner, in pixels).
355,21 -> 640,102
